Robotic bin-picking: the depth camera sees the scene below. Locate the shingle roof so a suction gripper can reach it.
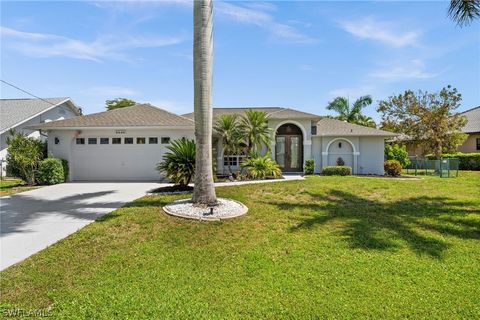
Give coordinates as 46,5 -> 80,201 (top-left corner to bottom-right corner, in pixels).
461,106 -> 480,133
31,104 -> 194,129
316,118 -> 397,137
182,107 -> 321,120
0,97 -> 77,133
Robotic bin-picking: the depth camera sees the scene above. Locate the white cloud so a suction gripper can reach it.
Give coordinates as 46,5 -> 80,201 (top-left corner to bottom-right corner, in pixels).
216,2 -> 315,44
0,26 -> 184,62
338,17 -> 420,47
298,64 -> 313,72
329,85 -> 377,99
370,59 -> 440,81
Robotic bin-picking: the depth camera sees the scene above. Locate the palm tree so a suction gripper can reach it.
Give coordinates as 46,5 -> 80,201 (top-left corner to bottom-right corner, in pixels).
240,110 -> 271,154
448,0 -> 480,26
356,114 -> 377,128
326,95 -> 376,128
192,0 -> 217,205
214,114 -> 243,174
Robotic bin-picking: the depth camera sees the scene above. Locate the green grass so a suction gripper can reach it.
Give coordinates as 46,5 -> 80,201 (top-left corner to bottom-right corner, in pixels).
1,172 -> 479,319
0,179 -> 38,197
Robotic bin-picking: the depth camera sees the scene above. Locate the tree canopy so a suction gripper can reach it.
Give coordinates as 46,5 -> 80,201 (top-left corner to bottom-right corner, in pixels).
326,95 -> 376,128
377,86 -> 467,158
105,98 -> 137,111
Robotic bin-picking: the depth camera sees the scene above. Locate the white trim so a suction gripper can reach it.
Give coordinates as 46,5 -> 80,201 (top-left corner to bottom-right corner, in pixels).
273,120 -> 307,138
325,137 -> 357,154
0,98 -> 74,135
303,140 -> 312,146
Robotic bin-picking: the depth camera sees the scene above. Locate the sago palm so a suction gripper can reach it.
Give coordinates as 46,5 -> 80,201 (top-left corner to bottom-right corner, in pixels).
241,154 -> 282,180
240,110 -> 271,154
156,138 -> 196,187
214,114 -> 243,174
192,0 -> 217,205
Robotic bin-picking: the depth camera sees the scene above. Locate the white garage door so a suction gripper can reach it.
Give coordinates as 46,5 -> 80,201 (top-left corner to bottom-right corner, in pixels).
71,137 -> 167,181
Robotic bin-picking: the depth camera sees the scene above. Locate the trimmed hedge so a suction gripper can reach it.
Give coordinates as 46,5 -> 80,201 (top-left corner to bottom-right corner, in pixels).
426,153 -> 480,171
37,158 -> 65,185
304,160 -> 315,175
322,166 -> 352,176
384,160 -> 402,176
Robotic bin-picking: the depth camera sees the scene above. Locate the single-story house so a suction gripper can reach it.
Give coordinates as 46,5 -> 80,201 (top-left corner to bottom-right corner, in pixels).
402,106 -> 480,156
0,97 -> 81,175
32,104 -> 396,181
458,106 -> 479,153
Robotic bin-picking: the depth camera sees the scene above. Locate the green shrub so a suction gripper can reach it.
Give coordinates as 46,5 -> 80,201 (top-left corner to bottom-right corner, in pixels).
241,153 -> 282,180
426,152 -> 480,170
5,130 -> 46,184
384,160 -> 402,176
385,144 -> 410,168
322,166 -> 352,176
61,159 -> 69,181
156,138 -> 196,186
304,159 -> 315,175
37,158 -> 65,185
336,157 -> 345,166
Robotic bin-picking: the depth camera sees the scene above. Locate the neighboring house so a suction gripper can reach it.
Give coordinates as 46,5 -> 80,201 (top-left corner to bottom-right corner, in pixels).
0,97 -> 81,176
402,106 -> 480,157
458,106 -> 480,153
33,104 -> 396,181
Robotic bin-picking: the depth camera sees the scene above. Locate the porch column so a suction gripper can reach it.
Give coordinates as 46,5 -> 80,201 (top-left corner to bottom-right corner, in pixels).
270,141 -> 276,160
353,152 -> 360,174
303,140 -> 312,168
321,151 -> 328,172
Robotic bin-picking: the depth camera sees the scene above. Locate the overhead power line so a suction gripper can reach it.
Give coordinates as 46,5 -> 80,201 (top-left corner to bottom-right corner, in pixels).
0,79 -> 58,106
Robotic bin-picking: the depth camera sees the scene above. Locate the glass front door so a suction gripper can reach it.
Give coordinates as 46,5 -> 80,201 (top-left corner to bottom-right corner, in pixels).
276,135 -> 302,172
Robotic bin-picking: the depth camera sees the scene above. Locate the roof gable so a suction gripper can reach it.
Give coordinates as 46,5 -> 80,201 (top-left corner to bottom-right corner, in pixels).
32,104 -> 194,129
316,118 -> 397,137
461,106 -> 480,133
0,97 -> 79,133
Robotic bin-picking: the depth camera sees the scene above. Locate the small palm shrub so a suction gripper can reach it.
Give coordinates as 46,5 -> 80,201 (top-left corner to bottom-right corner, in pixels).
304,159 -> 315,175
322,166 -> 352,176
384,160 -> 402,176
6,130 -> 46,184
241,153 -> 282,180
37,158 -> 65,185
156,138 -> 196,186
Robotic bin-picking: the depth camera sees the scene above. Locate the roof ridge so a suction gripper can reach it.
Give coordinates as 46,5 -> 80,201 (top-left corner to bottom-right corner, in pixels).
0,97 -> 69,101
143,103 -> 194,123
461,106 -> 480,114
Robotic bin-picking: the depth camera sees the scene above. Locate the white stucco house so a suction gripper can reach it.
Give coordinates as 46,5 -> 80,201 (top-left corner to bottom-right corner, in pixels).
0,97 -> 81,176
32,104 -> 396,181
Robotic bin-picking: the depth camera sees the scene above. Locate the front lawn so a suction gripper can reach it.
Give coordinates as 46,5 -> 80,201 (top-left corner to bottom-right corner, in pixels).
0,179 -> 38,197
1,172 -> 479,318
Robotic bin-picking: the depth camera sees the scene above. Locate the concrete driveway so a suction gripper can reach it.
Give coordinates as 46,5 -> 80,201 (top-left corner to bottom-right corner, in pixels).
0,182 -> 161,271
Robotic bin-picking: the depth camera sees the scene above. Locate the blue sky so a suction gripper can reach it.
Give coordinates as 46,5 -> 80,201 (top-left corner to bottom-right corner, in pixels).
1,1 -> 479,122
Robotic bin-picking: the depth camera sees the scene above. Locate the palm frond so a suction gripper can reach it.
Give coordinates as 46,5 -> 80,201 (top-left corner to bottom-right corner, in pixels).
326,97 -> 349,118
448,0 -> 480,26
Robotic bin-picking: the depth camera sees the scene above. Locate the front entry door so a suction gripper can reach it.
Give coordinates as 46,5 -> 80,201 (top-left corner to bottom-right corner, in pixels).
276,135 -> 302,172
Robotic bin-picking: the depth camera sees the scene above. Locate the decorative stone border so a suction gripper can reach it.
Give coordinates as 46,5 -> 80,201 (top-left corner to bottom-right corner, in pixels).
162,198 -> 248,221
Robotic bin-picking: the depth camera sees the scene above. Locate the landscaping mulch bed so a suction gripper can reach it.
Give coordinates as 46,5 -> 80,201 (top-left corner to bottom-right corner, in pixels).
150,185 -> 194,194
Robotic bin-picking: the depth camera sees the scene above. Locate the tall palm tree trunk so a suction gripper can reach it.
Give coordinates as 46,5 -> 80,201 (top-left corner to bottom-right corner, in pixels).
192,0 -> 217,205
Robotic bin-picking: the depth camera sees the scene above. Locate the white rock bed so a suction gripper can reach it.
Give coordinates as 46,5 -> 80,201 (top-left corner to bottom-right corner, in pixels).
163,198 -> 248,221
